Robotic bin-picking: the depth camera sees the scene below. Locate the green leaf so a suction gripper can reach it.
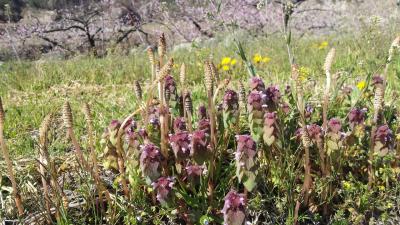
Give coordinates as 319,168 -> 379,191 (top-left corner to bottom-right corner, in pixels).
243,172 -> 257,192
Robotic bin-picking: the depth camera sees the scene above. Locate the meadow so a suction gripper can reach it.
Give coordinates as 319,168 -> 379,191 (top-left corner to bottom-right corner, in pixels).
1,26 -> 400,224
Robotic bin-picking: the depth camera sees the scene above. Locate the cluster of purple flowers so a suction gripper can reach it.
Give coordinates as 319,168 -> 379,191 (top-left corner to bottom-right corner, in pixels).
349,108 -> 366,129
222,190 -> 247,225
140,143 -> 162,183
152,177 -> 175,205
223,89 -> 239,111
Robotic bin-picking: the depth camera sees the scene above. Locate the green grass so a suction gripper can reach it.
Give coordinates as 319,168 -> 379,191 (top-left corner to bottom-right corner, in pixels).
0,28 -> 399,159
1,27 -> 400,224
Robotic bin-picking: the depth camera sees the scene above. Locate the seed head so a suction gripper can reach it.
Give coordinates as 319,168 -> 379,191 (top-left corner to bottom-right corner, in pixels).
204,61 -> 213,92
82,102 -> 93,125
39,114 -> 53,144
184,92 -> 193,115
180,63 -> 186,85
238,81 -> 247,105
63,101 -> 73,129
158,33 -> 167,58
134,80 -> 142,100
208,60 -> 219,81
157,58 -> 174,82
0,97 -> 4,125
324,48 -> 336,72
147,47 -> 155,66
373,85 -> 384,114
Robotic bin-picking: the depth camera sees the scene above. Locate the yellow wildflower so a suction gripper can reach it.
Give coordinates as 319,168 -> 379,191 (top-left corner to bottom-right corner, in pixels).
342,181 -> 352,190
253,53 -> 262,63
230,59 -> 237,66
222,65 -> 230,71
318,41 -> 329,49
221,57 -> 232,65
299,66 -> 311,81
396,133 -> 400,141
262,56 -> 271,63
357,81 -> 366,90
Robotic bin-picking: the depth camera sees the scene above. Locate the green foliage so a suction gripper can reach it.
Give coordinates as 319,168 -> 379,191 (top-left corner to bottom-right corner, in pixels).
1,28 -> 400,224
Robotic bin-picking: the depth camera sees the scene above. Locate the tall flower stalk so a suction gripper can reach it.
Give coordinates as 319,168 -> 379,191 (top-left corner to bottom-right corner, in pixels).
291,65 -> 312,225
0,97 -> 24,216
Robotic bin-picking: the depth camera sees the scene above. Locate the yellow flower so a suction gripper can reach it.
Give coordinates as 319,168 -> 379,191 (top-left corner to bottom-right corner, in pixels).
342,181 -> 352,190
318,41 -> 329,50
299,66 -> 311,81
396,133 -> 400,141
253,53 -> 262,63
222,65 -> 230,71
357,81 -> 366,90
230,59 -> 237,66
378,185 -> 385,191
262,56 -> 271,63
221,57 -> 232,65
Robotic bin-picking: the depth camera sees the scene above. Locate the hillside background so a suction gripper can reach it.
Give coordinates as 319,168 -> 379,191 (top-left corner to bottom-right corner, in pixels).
0,0 -> 400,61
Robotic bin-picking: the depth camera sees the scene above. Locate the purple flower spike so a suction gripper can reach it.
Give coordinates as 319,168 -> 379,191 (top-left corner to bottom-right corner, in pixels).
198,118 -> 211,134
222,190 -> 247,225
152,177 -> 175,205
164,75 -> 177,101
140,143 -> 162,183
305,103 -> 313,118
236,135 -> 257,170
138,129 -> 149,140
307,124 -> 323,142
185,164 -> 204,184
372,75 -> 384,86
349,108 -> 366,128
191,130 -> 210,164
223,89 -> 239,111
198,105 -> 208,119
170,131 -> 191,161
173,117 -> 187,133
249,77 -> 265,91
247,91 -> 265,112
328,118 -> 342,133
109,119 -> 121,131
265,85 -> 281,105
185,164 -> 204,177
264,112 -> 277,127
374,125 -> 393,145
